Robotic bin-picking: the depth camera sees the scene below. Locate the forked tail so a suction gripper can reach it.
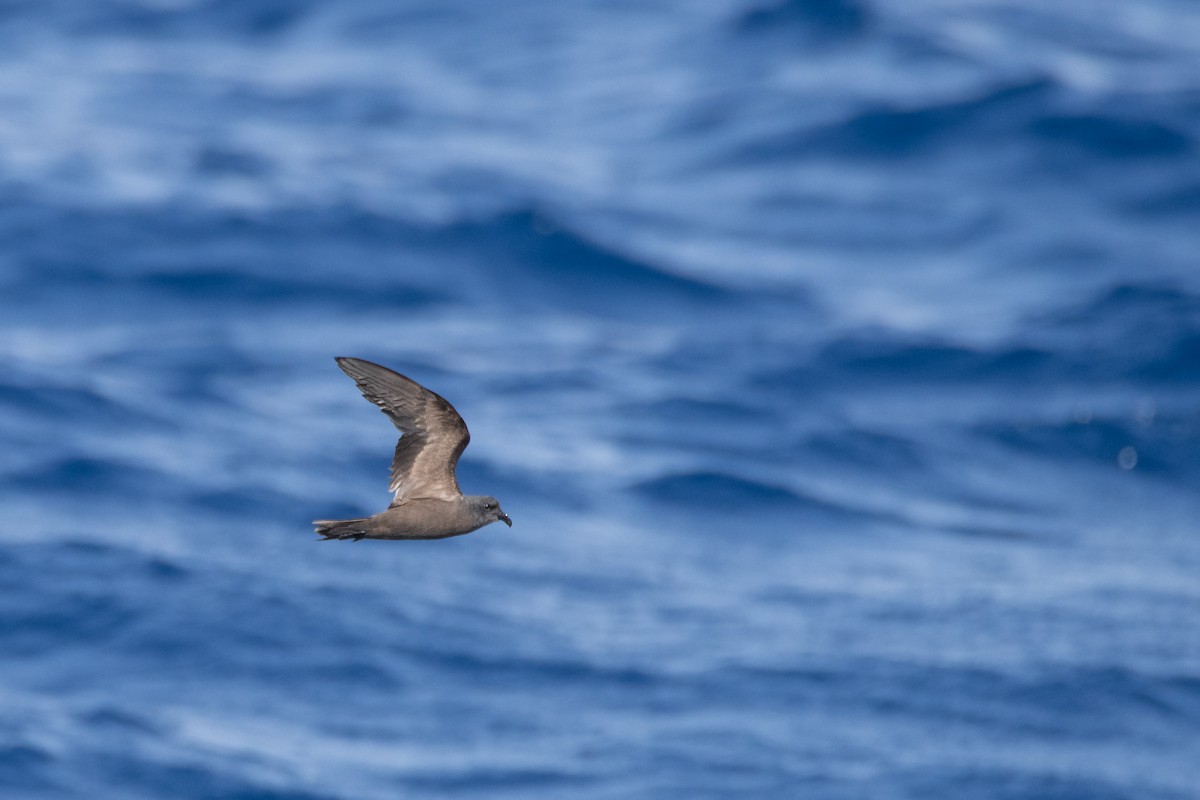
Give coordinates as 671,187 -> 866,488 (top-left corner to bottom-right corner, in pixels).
313,517 -> 372,541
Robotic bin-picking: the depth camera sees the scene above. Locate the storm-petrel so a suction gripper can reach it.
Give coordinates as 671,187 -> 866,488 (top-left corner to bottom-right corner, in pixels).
313,357 -> 511,540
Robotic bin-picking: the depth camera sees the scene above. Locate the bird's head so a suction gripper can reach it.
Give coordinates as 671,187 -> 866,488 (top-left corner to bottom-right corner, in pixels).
473,496 -> 512,528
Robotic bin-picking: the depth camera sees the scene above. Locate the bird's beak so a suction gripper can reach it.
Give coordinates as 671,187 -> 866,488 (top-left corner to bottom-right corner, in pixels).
498,512 -> 512,527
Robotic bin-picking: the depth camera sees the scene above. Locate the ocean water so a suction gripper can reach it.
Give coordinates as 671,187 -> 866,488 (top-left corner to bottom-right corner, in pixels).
2,1 -> 1200,798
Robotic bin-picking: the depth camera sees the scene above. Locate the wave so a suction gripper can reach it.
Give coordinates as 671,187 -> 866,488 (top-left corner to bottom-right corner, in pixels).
821,337 -> 1055,383
0,541 -> 152,657
132,268 -> 444,311
759,282 -> 1200,392
0,741 -> 57,797
802,429 -> 927,470
10,457 -> 162,496
1037,282 -> 1200,383
432,208 -> 737,315
1031,114 -> 1191,159
28,0 -> 311,38
977,413 -> 1200,478
1130,181 -> 1200,217
753,336 -> 1061,393
724,75 -> 1194,173
733,78 -> 1055,163
729,658 -> 1200,739
0,381 -> 151,428
5,204 -> 735,320
734,0 -> 871,39
632,470 -> 876,522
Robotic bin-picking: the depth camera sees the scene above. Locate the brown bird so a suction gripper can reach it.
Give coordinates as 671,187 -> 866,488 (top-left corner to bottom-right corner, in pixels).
313,357 -> 511,540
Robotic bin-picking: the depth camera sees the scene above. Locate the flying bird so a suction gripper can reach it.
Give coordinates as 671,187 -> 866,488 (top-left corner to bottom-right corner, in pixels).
313,357 -> 511,540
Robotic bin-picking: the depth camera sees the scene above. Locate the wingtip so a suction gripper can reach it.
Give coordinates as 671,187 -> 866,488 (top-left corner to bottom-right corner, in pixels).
335,356 -> 379,370
334,356 -> 364,375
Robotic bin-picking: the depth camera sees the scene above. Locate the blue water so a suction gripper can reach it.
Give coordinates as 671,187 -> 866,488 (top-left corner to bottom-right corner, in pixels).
2,1 -> 1200,798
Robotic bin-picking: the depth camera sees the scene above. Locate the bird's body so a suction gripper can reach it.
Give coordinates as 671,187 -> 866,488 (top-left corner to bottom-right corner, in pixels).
313,357 -> 511,541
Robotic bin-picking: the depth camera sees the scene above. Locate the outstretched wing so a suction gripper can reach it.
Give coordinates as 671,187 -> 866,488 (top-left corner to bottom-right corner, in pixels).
335,357 -> 470,504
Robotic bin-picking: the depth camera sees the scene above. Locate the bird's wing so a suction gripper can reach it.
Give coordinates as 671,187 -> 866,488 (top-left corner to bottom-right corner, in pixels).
335,357 -> 470,504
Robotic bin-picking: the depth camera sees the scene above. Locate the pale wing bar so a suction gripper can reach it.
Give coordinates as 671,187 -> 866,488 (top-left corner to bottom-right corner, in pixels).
335,357 -> 471,503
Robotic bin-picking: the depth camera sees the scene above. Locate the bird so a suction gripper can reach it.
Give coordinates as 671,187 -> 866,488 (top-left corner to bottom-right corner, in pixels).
313,357 -> 512,541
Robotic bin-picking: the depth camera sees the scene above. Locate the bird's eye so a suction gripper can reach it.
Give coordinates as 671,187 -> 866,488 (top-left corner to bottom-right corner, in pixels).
485,502 -> 494,510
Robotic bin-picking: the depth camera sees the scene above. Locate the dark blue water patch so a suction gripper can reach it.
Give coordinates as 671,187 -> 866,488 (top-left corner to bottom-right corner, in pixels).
895,767 -> 1142,800
990,665 -> 1199,736
488,368 -> 604,397
1043,281 -> 1195,328
736,657 -> 1198,745
630,396 -> 784,428
90,755 -> 342,800
5,202 -> 746,320
3,205 -> 447,313
1128,180 -> 1200,217
634,470 -> 806,508
735,77 -> 1056,162
1030,114 -> 1192,159
643,320 -> 820,386
8,456 -> 165,497
95,341 -> 274,390
802,428 -> 927,471
77,705 -> 165,736
1118,672 -> 1200,723
288,658 -> 404,692
1033,283 -> 1200,384
0,742 -> 61,798
734,0 -> 871,39
2,199 -> 791,330
931,522 -> 1044,543
1137,332 -> 1200,383
611,397 -> 787,465
217,82 -> 410,129
631,471 -> 879,524
0,577 -> 139,657
398,641 -> 662,693
0,204 -> 165,265
431,208 -> 744,317
486,561 -> 657,605
0,380 -> 157,430
0,743 -> 53,770
31,353 -> 263,428
0,542 -> 189,656
108,264 -> 440,314
169,591 -> 345,657
747,188 -> 1000,250
800,335 -> 1061,387
40,568 -> 410,695
45,0 -> 314,38
336,5 -> 470,42
976,412 -> 1200,478
617,743 -> 796,800
821,77 -> 1052,157
770,306 -> 1200,389
402,766 -> 589,794
193,146 -> 274,179
187,486 -> 303,521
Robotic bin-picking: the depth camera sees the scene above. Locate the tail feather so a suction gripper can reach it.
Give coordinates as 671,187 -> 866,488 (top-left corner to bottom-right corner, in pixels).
313,517 -> 372,541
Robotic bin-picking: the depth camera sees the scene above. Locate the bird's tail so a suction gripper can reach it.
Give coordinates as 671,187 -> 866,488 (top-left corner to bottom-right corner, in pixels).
313,517 -> 372,541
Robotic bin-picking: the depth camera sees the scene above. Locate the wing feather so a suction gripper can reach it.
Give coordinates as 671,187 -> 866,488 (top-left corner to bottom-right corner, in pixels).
335,357 -> 470,503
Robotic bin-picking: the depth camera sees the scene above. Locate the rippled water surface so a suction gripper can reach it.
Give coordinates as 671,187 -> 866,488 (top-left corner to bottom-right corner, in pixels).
2,1 -> 1200,798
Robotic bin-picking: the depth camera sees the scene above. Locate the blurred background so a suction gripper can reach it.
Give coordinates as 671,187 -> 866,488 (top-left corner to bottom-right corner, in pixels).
2,1 -> 1199,798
